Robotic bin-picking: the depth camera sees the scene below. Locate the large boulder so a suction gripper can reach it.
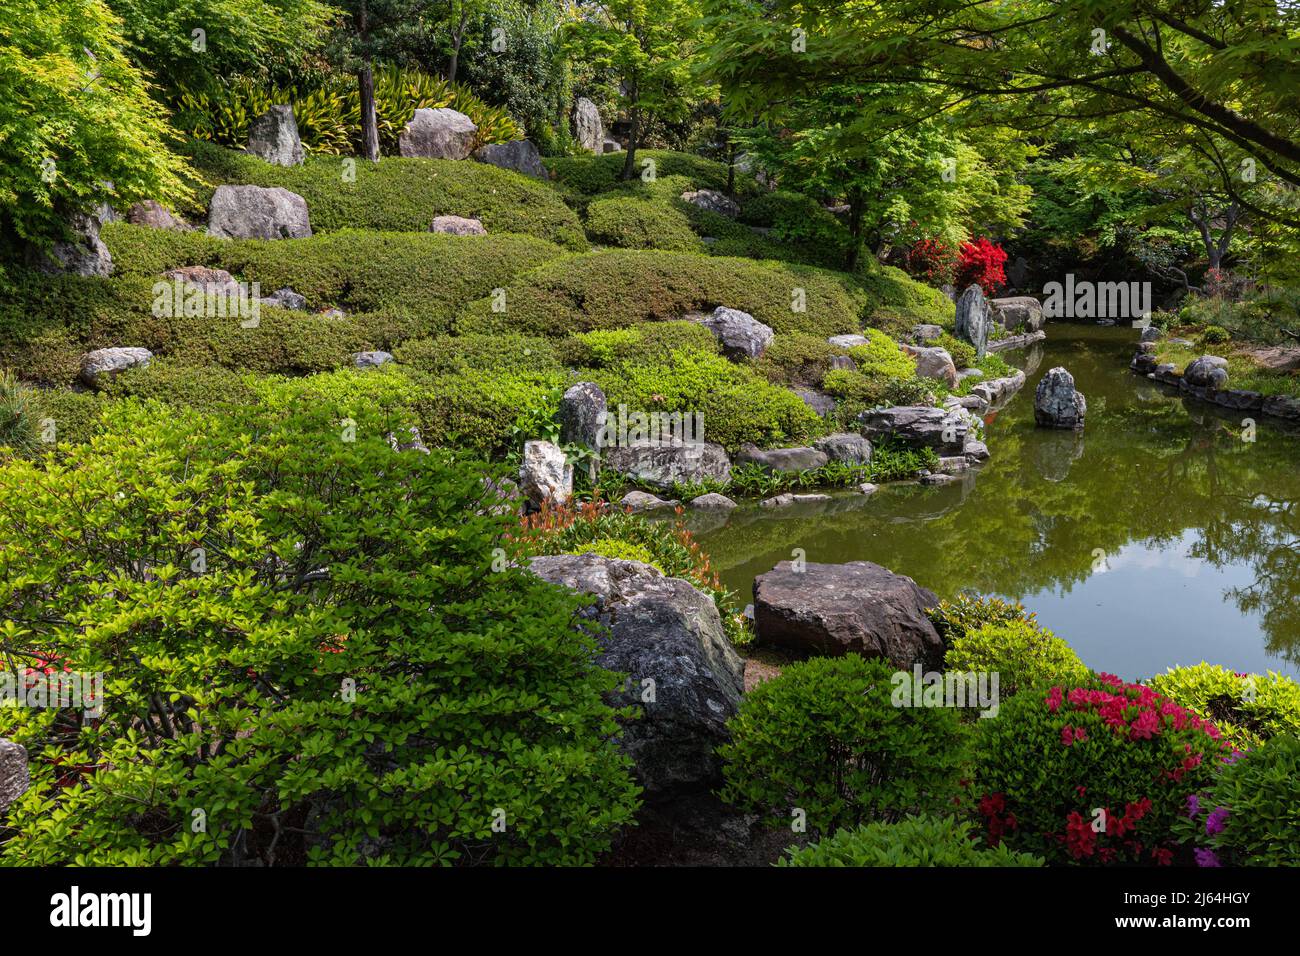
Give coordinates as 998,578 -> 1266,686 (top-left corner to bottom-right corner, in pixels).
0,739 -> 29,814
752,561 -> 944,668
528,554 -> 745,796
858,405 -> 969,455
990,296 -> 1045,332
247,105 -> 304,167
79,347 -> 152,388
127,200 -> 190,232
680,189 -> 740,218
429,215 -> 486,236
902,344 -> 959,389
1184,355 -> 1229,390
620,490 -> 680,512
1034,366 -> 1087,430
814,432 -> 872,466
700,306 -> 773,360
559,382 -> 607,450
399,107 -> 478,160
352,350 -> 394,370
954,284 -> 993,358
473,139 -> 547,179
518,440 -> 573,507
30,208 -> 112,276
572,97 -> 605,153
208,185 -> 311,239
603,440 -> 731,490
735,444 -> 828,473
791,387 -> 836,417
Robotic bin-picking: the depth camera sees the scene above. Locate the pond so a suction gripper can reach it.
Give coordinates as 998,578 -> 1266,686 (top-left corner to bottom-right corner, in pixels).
696,323 -> 1300,680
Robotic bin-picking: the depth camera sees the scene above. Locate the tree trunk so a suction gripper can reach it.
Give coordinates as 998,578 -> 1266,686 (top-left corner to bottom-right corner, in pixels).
726,136 -> 736,194
358,62 -> 380,163
446,11 -> 469,83
845,188 -> 865,272
621,104 -> 641,181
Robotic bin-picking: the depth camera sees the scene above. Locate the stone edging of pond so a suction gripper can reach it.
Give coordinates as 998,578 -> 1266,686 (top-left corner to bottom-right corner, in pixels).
1129,344 -> 1300,422
987,329 -> 1046,353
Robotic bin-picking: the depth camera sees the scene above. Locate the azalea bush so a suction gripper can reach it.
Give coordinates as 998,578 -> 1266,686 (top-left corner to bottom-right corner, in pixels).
780,815 -> 1044,868
954,238 -> 1008,296
904,238 -> 957,287
973,674 -> 1233,865
719,656 -> 967,836
928,594 -> 1038,648
1147,664 -> 1300,748
945,620 -> 1091,704
1176,735 -> 1300,867
0,401 -> 640,865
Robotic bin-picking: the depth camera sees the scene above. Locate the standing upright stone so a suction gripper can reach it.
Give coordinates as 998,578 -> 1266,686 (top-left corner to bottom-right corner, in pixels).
519,440 -> 573,507
247,105 -> 304,166
398,108 -> 478,160
572,97 -> 604,153
208,185 -> 312,240
954,284 -> 992,358
1034,366 -> 1087,430
0,739 -> 28,814
558,382 -> 607,449
29,208 -> 113,277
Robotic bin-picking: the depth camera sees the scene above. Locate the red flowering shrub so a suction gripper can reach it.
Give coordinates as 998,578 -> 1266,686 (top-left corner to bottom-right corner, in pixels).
973,673 -> 1233,865
954,238 -> 1007,296
905,238 -> 957,287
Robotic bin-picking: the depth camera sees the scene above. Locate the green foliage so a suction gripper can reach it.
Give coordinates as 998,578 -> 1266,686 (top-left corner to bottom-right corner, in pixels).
928,594 -> 1039,647
584,195 -> 704,252
0,371 -> 40,452
456,249 -> 867,339
561,322 -> 719,369
719,655 -> 967,836
847,329 -> 917,380
1177,736 -> 1300,867
1,0 -> 191,246
1198,324 -> 1231,346
0,400 -> 640,865
779,815 -> 1044,867
567,537 -> 662,569
865,437 -> 938,482
177,66 -> 523,156
973,675 -> 1231,865
548,150 -> 748,197
753,333 -> 842,387
184,141 -> 586,248
946,621 -> 1091,703
1147,664 -> 1300,749
934,333 -> 976,370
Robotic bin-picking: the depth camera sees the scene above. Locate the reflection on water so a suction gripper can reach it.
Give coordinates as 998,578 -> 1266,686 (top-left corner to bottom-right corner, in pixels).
698,324 -> 1300,679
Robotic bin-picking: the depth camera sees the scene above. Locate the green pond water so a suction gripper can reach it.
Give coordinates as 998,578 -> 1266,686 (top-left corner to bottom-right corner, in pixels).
696,323 -> 1300,681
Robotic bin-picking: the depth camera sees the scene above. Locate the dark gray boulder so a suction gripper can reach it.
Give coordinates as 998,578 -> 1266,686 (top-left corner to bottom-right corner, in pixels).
735,444 -> 828,473
0,739 -> 28,814
1034,366 -> 1087,430
954,284 -> 992,357
700,307 -> 773,360
858,405 -> 969,455
528,554 -> 745,796
473,139 -> 547,179
559,382 -> 607,450
247,105 -> 304,167
814,432 -> 872,466
791,387 -> 836,417
752,560 -> 944,668
29,208 -> 113,276
603,440 -> 731,490
1184,355 -> 1229,390
990,296 -> 1045,332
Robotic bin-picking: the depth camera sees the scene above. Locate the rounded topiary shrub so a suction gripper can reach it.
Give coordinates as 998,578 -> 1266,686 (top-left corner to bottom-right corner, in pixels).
973,674 -> 1233,865
780,815 -> 1044,867
1147,663 -> 1300,747
719,656 -> 968,837
945,620 -> 1091,703
928,594 -> 1039,646
1176,735 -> 1300,867
0,400 -> 640,866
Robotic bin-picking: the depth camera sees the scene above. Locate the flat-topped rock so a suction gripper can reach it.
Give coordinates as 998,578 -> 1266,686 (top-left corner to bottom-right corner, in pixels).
79,347 -> 152,388
620,490 -> 679,512
814,432 -> 872,466
208,185 -> 311,239
736,444 -> 828,473
752,560 -> 944,668
399,107 -> 478,160
858,405 -> 969,454
760,493 -> 831,508
472,139 -> 547,179
602,440 -> 731,490
429,215 -> 486,236
352,350 -> 394,369
680,189 -> 740,217
827,333 -> 869,350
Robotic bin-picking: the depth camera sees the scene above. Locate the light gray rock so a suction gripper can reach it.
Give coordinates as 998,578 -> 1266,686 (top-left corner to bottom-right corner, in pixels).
127,200 -> 190,231
680,189 -> 740,218
791,387 -> 836,417
528,553 -> 745,796
429,215 -> 486,236
954,284 -> 993,358
858,482 -> 879,495
689,492 -> 737,510
559,382 -> 607,450
920,472 -> 959,486
473,139 -> 547,180
858,405 -> 969,455
208,185 -> 311,240
736,444 -> 828,473
936,456 -> 970,474
387,425 -> 430,454
1140,326 -> 1162,343
1184,355 -> 1229,390
760,493 -> 831,508
603,440 -> 731,490
572,98 -> 605,153
753,560 -> 944,667
261,287 -> 307,311
814,432 -> 872,466
79,347 -> 152,388
0,739 -> 29,814
911,324 -> 944,344
903,344 -> 959,389
1034,366 -> 1087,430
398,107 -> 478,160
30,208 -> 112,276
620,490 -> 679,512
519,440 -> 573,507
828,333 -> 869,350
247,105 -> 304,167
700,306 -> 773,360
829,354 -> 856,371
353,350 -> 394,369
162,265 -> 240,295
990,295 -> 1044,332
964,440 -> 990,462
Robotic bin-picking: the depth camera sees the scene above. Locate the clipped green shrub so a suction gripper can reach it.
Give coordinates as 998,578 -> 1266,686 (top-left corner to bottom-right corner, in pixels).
928,594 -> 1039,647
395,333 -> 563,376
1198,324 -> 1231,346
0,400 -> 640,865
560,322 -> 718,369
546,149 -> 756,198
184,141 -> 587,249
1147,664 -> 1300,747
847,329 -> 917,380
945,621 -> 1091,703
455,249 -> 867,340
780,815 -> 1044,867
973,674 -> 1232,865
584,195 -> 703,252
1177,735 -> 1300,867
754,333 -> 842,387
719,656 -> 968,836
566,537 -> 662,568
861,264 -> 954,330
